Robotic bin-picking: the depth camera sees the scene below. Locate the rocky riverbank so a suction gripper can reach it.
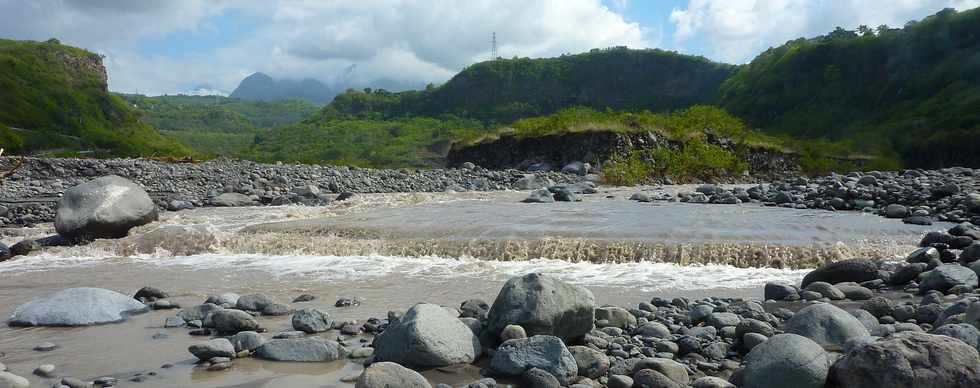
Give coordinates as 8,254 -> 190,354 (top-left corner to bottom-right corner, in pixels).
3,223 -> 979,388
0,157 -> 582,227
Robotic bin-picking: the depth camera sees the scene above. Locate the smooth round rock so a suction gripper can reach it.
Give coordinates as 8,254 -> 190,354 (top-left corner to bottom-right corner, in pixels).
10,287 -> 148,326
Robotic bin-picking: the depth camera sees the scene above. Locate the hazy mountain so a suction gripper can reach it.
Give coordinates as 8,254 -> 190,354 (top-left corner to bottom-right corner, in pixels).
230,72 -> 335,104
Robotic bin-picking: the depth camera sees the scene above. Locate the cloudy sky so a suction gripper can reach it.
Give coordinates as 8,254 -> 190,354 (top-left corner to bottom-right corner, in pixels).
1,0 -> 977,95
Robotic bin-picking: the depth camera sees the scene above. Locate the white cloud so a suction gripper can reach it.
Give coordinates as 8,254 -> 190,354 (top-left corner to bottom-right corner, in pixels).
0,0 -> 649,95
670,0 -> 980,63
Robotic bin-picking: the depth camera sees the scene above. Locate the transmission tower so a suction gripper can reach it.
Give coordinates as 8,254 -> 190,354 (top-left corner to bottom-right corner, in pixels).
491,32 -> 497,61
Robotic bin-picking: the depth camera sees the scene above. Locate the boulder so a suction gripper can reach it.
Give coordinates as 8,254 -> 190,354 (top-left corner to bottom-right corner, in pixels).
516,175 -> 554,191
523,368 -> 561,388
9,287 -> 148,326
918,264 -> 979,293
804,282 -> 845,300
632,369 -> 683,388
229,331 -> 266,352
561,161 -> 589,176
487,273 -> 595,343
188,338 -> 235,361
763,282 -> 797,301
635,322 -> 671,338
741,334 -> 829,388
783,303 -> 870,351
830,332 -> 980,387
373,303 -> 480,368
355,362 -> 431,388
177,303 -> 223,325
490,335 -> 577,385
932,323 -> 980,350
705,312 -> 741,329
885,204 -> 909,218
254,338 -> 345,362
568,346 -> 609,379
210,192 -> 253,207
631,358 -> 689,385
55,175 -> 158,239
0,372 -> 29,388
835,283 -> 873,300
960,243 -> 980,263
210,309 -> 260,334
905,247 -> 940,264
888,263 -> 928,285
523,189 -> 555,203
692,376 -> 736,388
595,306 -> 636,328
236,293 -> 275,311
801,259 -> 879,288
291,308 -> 333,333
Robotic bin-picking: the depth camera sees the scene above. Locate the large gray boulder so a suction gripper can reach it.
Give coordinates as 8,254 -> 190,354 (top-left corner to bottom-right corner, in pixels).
932,323 -> 980,350
9,287 -> 148,326
830,332 -> 980,387
783,303 -> 870,351
373,303 -> 480,368
292,308 -> 334,333
568,345 -> 609,379
0,372 -> 29,388
355,362 -> 431,388
490,335 -> 577,385
188,338 -> 235,361
595,306 -> 636,328
919,264 -> 979,293
55,175 -> 158,239
487,273 -> 595,343
801,259 -> 879,288
254,338 -> 345,362
742,334 -> 829,388
210,309 -> 260,334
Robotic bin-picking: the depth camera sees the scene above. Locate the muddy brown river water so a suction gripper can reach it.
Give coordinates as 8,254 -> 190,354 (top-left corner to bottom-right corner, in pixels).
0,187 -> 949,387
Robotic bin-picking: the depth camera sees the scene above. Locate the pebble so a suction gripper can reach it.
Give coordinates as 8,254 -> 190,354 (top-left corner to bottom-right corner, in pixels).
34,342 -> 58,351
33,364 -> 56,377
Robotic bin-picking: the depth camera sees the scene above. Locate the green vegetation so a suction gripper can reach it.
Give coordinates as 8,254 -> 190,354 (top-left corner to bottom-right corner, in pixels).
315,47 -> 736,124
719,7 -> 980,168
0,39 -> 191,157
246,116 -> 483,168
602,143 -> 748,185
118,94 -> 320,157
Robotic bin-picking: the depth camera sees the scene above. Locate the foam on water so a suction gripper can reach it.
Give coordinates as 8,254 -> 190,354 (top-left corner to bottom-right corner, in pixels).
0,251 -> 808,292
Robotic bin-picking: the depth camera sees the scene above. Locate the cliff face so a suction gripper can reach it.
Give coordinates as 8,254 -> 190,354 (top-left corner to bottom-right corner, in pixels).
447,130 -> 802,180
54,49 -> 108,91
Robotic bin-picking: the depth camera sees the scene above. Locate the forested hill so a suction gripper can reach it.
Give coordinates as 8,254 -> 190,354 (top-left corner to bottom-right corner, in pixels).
0,39 -> 191,157
314,47 -> 737,124
719,7 -> 980,168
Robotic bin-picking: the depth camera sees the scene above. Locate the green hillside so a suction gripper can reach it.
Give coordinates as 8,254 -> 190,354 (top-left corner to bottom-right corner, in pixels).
0,39 -> 191,157
119,94 -> 320,157
719,7 -> 980,167
315,47 -> 736,124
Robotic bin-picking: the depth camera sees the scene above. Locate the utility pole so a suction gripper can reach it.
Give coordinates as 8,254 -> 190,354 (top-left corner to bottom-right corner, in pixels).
491,32 -> 497,61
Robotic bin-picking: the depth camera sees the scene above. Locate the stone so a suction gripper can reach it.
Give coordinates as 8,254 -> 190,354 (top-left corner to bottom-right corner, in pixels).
889,263 -> 928,285
254,338 -> 345,362
188,338 -> 236,361
373,303 -> 480,368
211,309 -> 260,334
830,332 -> 980,387
490,335 -> 577,385
562,161 -> 589,175
34,341 -> 58,351
523,368 -> 561,388
801,259 -> 879,288
0,372 -> 29,388
516,175 -> 554,190
631,369 -> 683,388
861,297 -> 894,318
210,192 -> 253,207
705,312 -> 741,329
33,364 -> 56,377
9,287 -> 148,326
631,358 -> 689,385
133,286 -> 168,302
885,204 -> 909,218
228,331 -> 266,353
55,175 -> 158,239
763,282 -> 797,300
906,247 -> 940,264
692,376 -> 736,388
918,264 -> 979,293
932,323 -> 980,350
960,243 -> 980,263
568,345 -> 609,379
205,293 -> 240,306
291,308 -> 334,333
741,334 -> 829,388
903,216 -> 933,225
783,303 -> 870,351
292,294 -> 316,303
636,322 -> 671,338
595,306 -> 636,328
607,375 -> 633,388
742,333 -> 767,351
849,309 -> 881,335
355,362 -> 431,388
523,189 -> 555,203
177,303 -> 222,325
804,282 -> 845,300
735,318 -> 775,338
260,303 -> 290,316
166,200 -> 194,211
835,284 -> 873,300
236,293 -> 274,311
487,273 -> 595,343
459,299 -> 489,319
500,324 -> 527,341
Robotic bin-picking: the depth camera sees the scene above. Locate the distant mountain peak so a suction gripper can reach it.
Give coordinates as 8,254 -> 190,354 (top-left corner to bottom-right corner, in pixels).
230,72 -> 334,104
